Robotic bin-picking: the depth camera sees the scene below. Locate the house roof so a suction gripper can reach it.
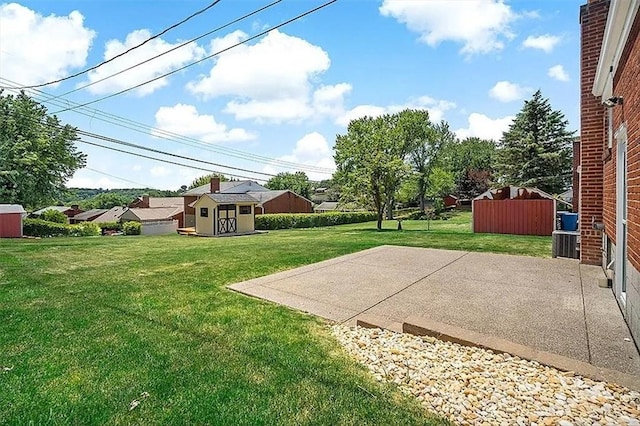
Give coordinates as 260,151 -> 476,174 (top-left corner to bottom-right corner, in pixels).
132,196 -> 183,208
197,193 -> 259,205
182,180 -> 268,196
246,190 -> 288,205
92,206 -> 127,223
0,204 -> 26,214
32,206 -> 71,215
72,209 -> 107,221
125,207 -> 183,221
315,201 -> 339,211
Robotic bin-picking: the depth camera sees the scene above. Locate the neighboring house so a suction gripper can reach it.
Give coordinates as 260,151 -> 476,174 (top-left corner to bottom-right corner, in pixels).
121,207 -> 183,225
32,205 -> 83,221
128,195 -> 184,227
69,209 -> 107,224
248,190 -> 313,214
0,204 -> 27,238
192,193 -> 258,236
92,206 -> 127,223
182,179 -> 269,227
580,0 -> 640,345
315,201 -> 339,213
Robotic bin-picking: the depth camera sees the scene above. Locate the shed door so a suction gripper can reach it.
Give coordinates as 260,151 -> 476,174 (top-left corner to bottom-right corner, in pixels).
218,204 -> 237,234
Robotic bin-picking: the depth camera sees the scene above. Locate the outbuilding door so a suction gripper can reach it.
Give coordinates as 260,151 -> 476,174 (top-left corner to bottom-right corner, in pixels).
217,204 -> 237,234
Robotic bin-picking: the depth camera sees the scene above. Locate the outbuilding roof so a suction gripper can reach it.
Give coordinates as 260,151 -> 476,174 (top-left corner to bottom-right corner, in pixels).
0,204 -> 27,214
199,193 -> 259,204
182,180 -> 268,196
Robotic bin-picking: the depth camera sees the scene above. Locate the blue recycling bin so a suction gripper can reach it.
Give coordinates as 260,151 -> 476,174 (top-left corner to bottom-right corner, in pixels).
560,212 -> 579,231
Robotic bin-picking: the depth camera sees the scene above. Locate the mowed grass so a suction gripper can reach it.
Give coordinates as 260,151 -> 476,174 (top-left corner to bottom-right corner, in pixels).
0,213 -> 549,425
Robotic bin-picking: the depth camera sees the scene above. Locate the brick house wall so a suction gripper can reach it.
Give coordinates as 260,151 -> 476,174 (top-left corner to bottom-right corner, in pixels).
580,0 -> 610,265
572,138 -> 581,213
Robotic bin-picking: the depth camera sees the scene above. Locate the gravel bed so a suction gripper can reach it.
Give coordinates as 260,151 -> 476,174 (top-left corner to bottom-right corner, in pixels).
331,324 -> 640,426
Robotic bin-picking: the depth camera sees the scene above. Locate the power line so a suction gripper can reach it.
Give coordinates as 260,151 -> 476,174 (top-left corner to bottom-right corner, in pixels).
51,0 -> 338,113
0,78 -> 335,174
85,167 -> 156,188
36,1 -> 282,102
77,139 -> 268,182
77,129 -> 276,177
9,0 -> 224,89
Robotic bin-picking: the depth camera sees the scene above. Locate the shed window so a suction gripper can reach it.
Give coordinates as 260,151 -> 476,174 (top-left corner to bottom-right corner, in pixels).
200,207 -> 208,217
239,205 -> 251,215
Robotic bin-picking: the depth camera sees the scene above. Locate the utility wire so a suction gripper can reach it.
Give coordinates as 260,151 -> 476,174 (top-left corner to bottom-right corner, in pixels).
38,0 -> 282,101
77,129 -> 276,177
85,166 -> 156,188
51,0 -> 338,113
77,139 -> 268,182
9,0 -> 224,89
0,78 -> 335,174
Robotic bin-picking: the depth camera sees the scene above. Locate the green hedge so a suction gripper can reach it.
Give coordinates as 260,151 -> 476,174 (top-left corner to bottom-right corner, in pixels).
23,219 -> 73,237
97,221 -> 122,232
24,219 -> 102,237
122,221 -> 141,235
255,212 -> 377,230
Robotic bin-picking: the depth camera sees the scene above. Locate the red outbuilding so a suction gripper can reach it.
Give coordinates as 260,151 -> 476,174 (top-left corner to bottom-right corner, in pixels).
0,204 -> 27,238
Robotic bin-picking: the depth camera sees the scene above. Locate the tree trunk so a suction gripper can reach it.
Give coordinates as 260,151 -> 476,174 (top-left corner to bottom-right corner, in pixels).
419,194 -> 425,212
386,196 -> 394,220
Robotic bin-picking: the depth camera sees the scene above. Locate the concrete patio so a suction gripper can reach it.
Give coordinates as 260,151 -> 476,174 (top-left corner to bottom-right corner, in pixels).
229,245 -> 640,380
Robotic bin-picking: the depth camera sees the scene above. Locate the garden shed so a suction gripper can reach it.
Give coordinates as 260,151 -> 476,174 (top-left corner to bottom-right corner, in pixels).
0,204 -> 27,238
192,193 -> 258,236
472,186 -> 556,236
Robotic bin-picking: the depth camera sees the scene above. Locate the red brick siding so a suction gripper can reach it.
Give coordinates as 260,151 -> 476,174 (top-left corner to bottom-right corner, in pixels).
580,0 -> 610,264
610,11 -> 640,272
259,192 -> 313,214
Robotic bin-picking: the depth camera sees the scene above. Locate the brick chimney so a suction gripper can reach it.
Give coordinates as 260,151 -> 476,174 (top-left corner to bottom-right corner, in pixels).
210,176 -> 220,193
142,195 -> 150,208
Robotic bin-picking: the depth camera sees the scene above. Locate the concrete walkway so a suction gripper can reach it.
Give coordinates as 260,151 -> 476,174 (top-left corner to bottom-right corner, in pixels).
229,245 -> 640,377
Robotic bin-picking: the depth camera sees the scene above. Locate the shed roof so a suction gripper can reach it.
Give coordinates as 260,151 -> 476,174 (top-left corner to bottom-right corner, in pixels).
199,193 -> 259,204
315,201 -> 339,211
72,209 -> 108,221
183,180 -> 268,196
32,206 -> 71,215
0,204 -> 27,214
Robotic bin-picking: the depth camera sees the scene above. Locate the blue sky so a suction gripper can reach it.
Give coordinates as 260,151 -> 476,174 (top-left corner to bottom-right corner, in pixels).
0,0 -> 582,190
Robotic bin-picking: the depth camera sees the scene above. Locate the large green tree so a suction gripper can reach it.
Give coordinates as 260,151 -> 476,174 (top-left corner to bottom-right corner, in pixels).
442,137 -> 496,199
334,114 -> 410,230
265,171 -> 312,199
496,90 -> 574,194
188,173 -> 229,190
0,91 -> 86,209
402,113 -> 456,210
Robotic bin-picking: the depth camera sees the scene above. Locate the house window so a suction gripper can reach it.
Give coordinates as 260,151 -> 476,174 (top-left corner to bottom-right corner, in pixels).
219,204 -> 236,211
239,205 -> 251,215
200,207 -> 208,217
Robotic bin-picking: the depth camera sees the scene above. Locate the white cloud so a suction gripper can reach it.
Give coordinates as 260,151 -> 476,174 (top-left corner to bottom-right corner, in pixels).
489,81 -> 531,102
379,0 -> 516,55
455,113 -> 514,141
336,95 -> 456,127
522,34 -> 561,53
548,64 -> 570,82
0,3 -> 95,86
263,132 -> 335,181
150,166 -> 172,177
154,104 -> 256,143
83,29 -> 205,96
132,164 -> 142,172
187,30 -> 348,122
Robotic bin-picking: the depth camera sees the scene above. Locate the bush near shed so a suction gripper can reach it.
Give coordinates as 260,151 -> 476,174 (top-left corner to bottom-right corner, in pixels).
255,212 -> 377,230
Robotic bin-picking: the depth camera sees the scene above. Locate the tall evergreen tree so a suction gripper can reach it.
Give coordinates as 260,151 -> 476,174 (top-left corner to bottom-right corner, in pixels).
496,90 -> 574,194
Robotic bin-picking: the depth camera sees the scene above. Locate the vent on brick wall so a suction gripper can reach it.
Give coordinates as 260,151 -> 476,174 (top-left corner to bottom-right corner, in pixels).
552,231 -> 580,259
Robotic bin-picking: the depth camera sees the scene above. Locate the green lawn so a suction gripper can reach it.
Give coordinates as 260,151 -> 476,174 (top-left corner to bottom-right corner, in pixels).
0,213 -> 549,425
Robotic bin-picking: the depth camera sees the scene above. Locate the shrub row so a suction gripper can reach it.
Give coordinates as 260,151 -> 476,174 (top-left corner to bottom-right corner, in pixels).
23,219 -> 132,237
255,212 -> 377,230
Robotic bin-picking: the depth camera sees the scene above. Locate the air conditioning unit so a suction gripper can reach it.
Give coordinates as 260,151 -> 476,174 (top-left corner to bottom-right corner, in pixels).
552,230 -> 580,259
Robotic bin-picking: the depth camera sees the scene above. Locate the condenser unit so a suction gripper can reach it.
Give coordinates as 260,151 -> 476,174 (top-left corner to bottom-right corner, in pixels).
552,230 -> 580,259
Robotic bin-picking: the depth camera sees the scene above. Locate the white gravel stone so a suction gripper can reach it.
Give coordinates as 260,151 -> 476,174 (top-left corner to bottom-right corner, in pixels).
331,324 -> 640,425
